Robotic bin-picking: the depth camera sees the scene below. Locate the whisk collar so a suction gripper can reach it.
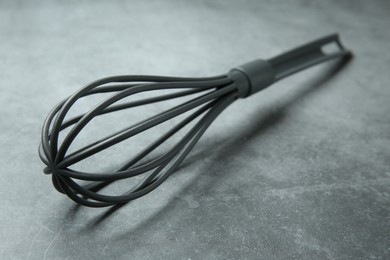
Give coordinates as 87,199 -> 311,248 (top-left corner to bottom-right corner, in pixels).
229,59 -> 275,98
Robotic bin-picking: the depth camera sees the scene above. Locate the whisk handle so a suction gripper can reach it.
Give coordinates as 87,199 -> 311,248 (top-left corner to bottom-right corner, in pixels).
268,33 -> 352,80
229,33 -> 352,98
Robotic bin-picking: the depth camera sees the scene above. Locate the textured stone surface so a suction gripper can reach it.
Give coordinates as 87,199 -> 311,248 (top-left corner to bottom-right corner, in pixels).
0,0 -> 389,259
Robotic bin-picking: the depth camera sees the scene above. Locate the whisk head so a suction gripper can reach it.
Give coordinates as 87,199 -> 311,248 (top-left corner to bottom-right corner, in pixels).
39,75 -> 239,207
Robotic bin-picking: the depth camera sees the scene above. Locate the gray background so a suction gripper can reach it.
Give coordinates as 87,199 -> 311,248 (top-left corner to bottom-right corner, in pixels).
0,0 -> 389,259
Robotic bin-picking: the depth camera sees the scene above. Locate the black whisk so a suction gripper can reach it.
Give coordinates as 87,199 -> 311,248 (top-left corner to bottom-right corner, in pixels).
39,34 -> 352,207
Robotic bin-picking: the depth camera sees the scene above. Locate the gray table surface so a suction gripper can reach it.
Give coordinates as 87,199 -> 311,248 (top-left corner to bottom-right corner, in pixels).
1,0 -> 389,259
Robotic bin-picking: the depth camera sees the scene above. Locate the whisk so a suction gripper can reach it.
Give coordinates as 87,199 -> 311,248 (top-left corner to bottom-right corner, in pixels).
39,34 -> 352,207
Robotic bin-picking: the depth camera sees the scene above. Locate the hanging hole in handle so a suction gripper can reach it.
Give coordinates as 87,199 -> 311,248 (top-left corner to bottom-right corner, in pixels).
321,42 -> 341,55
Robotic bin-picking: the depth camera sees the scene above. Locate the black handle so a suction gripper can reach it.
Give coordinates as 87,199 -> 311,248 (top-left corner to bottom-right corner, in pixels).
268,33 -> 351,80
229,33 -> 352,98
